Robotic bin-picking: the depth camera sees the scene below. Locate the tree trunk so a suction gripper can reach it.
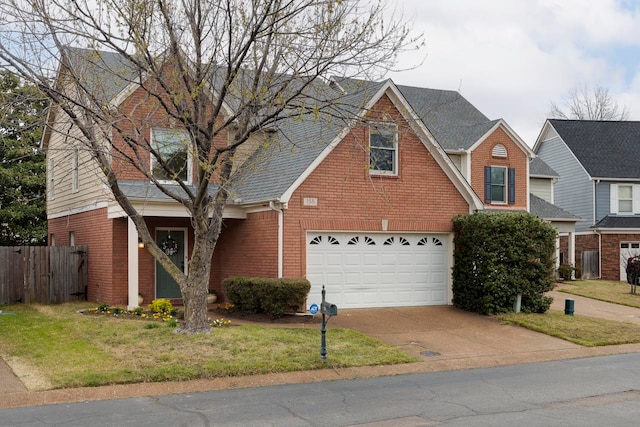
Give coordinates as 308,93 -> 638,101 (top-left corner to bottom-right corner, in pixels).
175,222 -> 216,334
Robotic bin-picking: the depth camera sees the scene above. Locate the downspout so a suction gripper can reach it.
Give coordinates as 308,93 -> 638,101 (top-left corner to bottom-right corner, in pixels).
594,179 -> 601,279
269,201 -> 284,278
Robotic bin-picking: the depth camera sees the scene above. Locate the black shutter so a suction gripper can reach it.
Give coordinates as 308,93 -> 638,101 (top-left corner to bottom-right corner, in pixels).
508,168 -> 516,204
484,166 -> 492,203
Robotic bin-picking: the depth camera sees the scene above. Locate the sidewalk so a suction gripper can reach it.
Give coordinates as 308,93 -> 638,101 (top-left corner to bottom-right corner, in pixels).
2,287 -> 640,409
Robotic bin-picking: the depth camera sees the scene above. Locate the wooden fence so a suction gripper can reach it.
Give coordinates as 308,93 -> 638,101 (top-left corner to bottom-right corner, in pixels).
0,246 -> 88,304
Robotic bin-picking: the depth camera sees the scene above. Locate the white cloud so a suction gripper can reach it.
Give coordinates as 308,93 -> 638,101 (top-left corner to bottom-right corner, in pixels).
387,0 -> 640,145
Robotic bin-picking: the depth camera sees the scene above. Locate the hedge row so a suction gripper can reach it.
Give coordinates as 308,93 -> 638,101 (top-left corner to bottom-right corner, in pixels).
452,211 -> 557,315
222,276 -> 311,318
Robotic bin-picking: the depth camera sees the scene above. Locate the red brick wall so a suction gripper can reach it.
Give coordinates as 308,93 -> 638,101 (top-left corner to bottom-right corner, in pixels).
470,127 -> 529,211
214,213 -> 279,294
48,209 -> 216,305
600,233 -> 640,281
281,94 -> 471,278
111,71 -> 229,183
48,208 -> 115,303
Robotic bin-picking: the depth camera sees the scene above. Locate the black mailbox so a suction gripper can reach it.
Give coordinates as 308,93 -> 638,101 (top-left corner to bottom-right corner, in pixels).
321,301 -> 338,316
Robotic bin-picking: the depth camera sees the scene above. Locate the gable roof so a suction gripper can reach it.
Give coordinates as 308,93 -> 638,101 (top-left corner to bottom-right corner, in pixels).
546,119 -> 640,179
230,79 -> 484,211
529,157 -> 558,178
529,194 -> 580,222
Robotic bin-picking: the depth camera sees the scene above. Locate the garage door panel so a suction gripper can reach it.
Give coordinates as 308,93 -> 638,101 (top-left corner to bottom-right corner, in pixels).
307,232 -> 449,309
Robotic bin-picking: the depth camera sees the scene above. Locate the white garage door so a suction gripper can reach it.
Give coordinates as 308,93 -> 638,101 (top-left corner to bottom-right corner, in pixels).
306,232 -> 449,309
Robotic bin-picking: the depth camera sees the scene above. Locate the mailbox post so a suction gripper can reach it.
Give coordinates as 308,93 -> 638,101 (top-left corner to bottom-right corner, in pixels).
320,285 -> 337,362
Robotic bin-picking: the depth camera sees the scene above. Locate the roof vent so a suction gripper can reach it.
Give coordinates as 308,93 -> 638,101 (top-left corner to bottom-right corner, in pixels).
492,144 -> 507,158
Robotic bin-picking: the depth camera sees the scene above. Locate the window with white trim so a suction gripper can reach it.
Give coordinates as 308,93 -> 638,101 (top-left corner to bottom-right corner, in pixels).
369,122 -> 398,175
611,183 -> 640,215
48,159 -> 55,201
151,128 -> 192,184
71,147 -> 79,193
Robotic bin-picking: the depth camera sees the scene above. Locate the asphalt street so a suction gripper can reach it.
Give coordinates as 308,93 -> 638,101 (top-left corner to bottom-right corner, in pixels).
2,353 -> 640,426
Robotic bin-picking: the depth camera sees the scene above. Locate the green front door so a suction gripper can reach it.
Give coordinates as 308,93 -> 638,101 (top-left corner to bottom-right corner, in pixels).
155,229 -> 185,298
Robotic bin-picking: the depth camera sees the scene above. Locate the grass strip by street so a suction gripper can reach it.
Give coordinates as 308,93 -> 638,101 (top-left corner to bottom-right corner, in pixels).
500,309 -> 640,347
0,303 -> 418,389
558,279 -> 640,308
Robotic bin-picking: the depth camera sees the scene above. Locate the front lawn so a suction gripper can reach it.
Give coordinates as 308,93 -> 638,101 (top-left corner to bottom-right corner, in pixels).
558,279 -> 640,308
0,303 -> 417,389
500,310 -> 640,346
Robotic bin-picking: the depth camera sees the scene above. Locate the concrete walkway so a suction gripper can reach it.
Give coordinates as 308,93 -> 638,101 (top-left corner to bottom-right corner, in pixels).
2,286 -> 640,409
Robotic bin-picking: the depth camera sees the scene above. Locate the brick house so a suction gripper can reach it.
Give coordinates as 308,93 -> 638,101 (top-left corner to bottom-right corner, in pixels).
43,48 -> 569,309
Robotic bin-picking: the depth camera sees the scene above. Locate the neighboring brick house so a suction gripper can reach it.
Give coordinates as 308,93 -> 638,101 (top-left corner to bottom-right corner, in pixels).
534,119 -> 640,281
43,48 -> 567,310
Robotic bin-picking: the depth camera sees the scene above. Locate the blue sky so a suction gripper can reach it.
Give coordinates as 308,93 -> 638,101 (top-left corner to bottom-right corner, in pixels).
388,0 -> 640,145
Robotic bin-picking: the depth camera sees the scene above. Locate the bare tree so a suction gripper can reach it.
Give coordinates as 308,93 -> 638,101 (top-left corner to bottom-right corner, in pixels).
0,0 -> 421,333
549,84 -> 630,121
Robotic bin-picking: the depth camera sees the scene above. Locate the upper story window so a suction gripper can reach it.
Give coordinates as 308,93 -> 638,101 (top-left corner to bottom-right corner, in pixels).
618,185 -> 633,214
48,159 -> 55,201
71,147 -> 79,193
611,183 -> 640,215
484,166 -> 515,205
151,128 -> 192,184
369,122 -> 398,175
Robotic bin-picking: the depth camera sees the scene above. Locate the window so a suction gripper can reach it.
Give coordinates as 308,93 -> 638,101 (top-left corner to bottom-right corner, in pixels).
611,183 -> 640,215
369,123 -> 398,174
151,128 -> 192,183
484,166 -> 515,204
618,185 -> 633,214
48,159 -> 55,201
71,147 -> 79,193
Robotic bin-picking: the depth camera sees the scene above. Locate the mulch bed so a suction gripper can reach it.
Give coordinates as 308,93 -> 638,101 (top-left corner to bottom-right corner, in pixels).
208,307 -> 321,325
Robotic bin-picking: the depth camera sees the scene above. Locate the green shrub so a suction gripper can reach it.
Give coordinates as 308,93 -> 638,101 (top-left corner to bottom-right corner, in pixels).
148,298 -> 173,315
223,277 -> 311,318
452,211 -> 556,315
557,264 -> 575,280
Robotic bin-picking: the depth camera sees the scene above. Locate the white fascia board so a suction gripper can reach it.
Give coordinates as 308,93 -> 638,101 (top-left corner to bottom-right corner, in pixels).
279,80 -> 396,204
594,228 -> 640,234
591,177 -> 640,182
469,119 -> 535,158
107,199 -> 247,219
47,201 -> 109,220
533,120 -> 556,152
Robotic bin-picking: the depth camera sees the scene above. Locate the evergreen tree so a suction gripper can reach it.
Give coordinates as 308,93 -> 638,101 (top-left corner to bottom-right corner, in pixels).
0,71 -> 48,245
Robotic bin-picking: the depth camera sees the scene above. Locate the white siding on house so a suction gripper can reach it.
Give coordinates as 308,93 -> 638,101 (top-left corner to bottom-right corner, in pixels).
530,177 -> 553,203
46,109 -> 111,217
536,135 -> 593,232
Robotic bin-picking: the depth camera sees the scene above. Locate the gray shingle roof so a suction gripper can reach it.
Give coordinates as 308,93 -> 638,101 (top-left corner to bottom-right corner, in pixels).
395,84 -> 497,150
229,81 -> 382,203
530,157 -> 558,178
592,215 -> 640,229
118,180 -> 219,201
337,79 -> 497,151
549,119 -> 640,179
529,194 -> 581,221
63,47 -> 140,104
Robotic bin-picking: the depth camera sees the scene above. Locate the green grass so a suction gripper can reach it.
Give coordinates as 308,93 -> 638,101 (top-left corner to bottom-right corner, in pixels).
0,303 -> 417,389
500,310 -> 640,346
559,279 -> 640,308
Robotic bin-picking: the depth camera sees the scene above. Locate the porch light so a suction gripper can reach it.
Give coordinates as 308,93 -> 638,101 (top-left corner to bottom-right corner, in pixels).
138,237 -> 144,249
